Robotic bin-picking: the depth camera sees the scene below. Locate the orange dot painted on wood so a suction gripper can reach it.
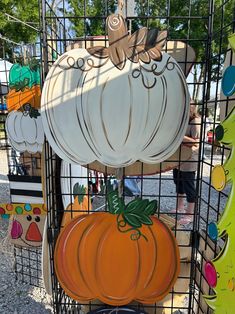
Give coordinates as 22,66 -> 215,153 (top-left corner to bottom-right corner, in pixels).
228,278 -> 235,291
6,204 -> 14,211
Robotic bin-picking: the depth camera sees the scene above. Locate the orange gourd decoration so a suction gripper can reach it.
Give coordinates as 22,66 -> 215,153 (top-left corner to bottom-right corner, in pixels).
7,85 -> 41,112
61,183 -> 91,228
55,191 -> 180,306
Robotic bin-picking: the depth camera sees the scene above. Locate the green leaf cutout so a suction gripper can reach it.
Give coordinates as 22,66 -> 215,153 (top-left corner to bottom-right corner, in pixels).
123,213 -> 142,228
10,78 -> 30,92
144,200 -> 158,215
29,107 -> 40,119
73,183 -> 86,204
125,199 -> 157,226
125,198 -> 142,213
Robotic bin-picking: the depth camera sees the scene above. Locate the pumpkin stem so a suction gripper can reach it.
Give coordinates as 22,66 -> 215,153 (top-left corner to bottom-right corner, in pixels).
107,14 -> 128,47
107,190 -> 158,241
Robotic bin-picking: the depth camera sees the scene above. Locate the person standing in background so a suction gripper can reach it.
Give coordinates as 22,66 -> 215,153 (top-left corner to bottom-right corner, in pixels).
172,101 -> 201,225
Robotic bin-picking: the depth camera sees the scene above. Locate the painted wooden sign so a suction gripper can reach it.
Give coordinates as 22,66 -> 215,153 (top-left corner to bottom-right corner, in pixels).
60,160 -> 89,209
42,217 -> 52,295
87,308 -> 148,314
8,175 -> 44,204
10,214 -> 45,247
89,144 -> 192,175
6,58 -> 44,154
54,191 -> 180,306
221,65 -> 235,97
7,60 -> 41,112
41,14 -> 190,168
0,203 -> 46,218
7,85 -> 41,112
6,109 -> 44,153
204,106 -> 235,312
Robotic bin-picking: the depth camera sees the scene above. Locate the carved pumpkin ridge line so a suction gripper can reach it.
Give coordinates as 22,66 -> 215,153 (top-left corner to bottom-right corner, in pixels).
138,225 -> 158,295
123,75 -> 133,146
100,76 -> 115,152
76,72 -> 101,159
77,221 -> 98,298
148,63 -> 189,159
141,76 -> 167,153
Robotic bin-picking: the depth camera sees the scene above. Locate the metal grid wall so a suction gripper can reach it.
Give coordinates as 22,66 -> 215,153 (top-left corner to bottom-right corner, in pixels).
193,1 -> 235,313
0,38 -> 44,288
40,0 -> 235,313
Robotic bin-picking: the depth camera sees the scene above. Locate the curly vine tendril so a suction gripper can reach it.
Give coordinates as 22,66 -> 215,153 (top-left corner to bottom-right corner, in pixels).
57,55 -> 109,72
117,214 -> 148,241
131,56 -> 176,89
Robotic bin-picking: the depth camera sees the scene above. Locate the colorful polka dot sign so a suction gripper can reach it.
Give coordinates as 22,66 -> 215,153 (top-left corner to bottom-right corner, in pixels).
0,203 -> 46,219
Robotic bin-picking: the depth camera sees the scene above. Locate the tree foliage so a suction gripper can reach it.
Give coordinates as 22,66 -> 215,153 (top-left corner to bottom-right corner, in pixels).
0,0 -> 39,58
66,0 -> 116,37
67,0 -> 234,99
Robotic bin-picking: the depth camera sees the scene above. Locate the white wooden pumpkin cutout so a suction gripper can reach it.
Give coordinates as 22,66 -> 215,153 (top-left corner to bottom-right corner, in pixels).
41,14 -> 190,168
6,110 -> 44,154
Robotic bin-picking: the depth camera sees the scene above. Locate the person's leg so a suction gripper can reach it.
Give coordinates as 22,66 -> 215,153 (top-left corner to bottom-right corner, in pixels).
179,171 -> 196,224
172,168 -> 185,212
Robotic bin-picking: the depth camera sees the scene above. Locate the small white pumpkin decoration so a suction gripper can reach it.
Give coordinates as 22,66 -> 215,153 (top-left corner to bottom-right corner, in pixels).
41,14 -> 190,167
6,106 -> 44,154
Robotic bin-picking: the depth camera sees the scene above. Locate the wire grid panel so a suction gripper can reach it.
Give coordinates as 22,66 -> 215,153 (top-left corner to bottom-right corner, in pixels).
192,0 -> 235,313
0,39 -> 45,288
38,0 -> 233,313
14,246 -> 43,288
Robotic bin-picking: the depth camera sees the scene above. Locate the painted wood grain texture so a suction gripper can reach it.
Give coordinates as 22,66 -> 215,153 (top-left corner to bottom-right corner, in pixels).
41,14 -> 190,168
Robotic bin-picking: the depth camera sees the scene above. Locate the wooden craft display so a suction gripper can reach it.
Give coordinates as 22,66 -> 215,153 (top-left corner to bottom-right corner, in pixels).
10,214 -> 45,247
54,191 -> 180,306
6,59 -> 44,154
87,308 -> 147,314
6,110 -> 44,153
204,106 -> 235,311
41,14 -> 190,168
65,38 -> 194,175
0,203 -> 46,217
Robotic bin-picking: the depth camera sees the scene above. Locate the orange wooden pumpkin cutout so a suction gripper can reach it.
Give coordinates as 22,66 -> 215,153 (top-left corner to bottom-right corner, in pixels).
61,183 -> 91,228
54,191 -> 180,306
7,85 -> 41,112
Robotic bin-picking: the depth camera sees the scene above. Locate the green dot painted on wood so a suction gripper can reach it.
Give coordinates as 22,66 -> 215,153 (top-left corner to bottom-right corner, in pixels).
15,206 -> 23,214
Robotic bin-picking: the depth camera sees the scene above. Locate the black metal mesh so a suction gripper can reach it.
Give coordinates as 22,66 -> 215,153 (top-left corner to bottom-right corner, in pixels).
0,38 -> 44,288
39,0 -> 235,313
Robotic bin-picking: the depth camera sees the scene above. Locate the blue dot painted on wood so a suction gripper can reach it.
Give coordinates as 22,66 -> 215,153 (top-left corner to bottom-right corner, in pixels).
222,66 -> 235,96
208,222 -> 218,241
24,203 -> 32,212
1,214 -> 10,219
